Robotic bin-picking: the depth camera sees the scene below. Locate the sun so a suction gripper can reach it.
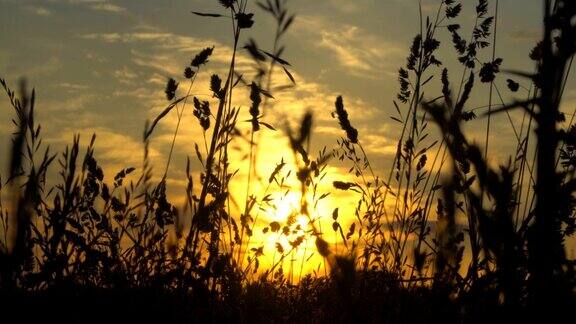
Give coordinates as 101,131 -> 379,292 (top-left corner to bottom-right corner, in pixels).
242,190 -> 329,280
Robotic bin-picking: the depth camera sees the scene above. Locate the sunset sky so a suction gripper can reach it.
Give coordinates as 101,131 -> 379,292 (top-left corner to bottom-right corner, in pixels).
1,0 -> 574,274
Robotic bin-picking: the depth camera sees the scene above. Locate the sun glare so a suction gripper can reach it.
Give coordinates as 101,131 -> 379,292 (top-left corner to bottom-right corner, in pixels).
238,189 -> 328,280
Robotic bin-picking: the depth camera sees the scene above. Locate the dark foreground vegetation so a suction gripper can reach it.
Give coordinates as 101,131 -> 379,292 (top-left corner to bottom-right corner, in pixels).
1,0 -> 576,322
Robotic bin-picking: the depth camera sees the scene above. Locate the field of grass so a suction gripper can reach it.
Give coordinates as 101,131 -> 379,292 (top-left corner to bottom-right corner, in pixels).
1,0 -> 576,322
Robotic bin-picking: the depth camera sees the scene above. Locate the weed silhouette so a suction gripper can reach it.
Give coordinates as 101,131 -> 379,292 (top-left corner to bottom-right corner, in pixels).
1,0 -> 575,323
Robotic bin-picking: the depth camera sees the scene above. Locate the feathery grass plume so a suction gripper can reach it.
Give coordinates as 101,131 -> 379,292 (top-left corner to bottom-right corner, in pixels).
479,58 -> 503,83
193,97 -> 211,131
507,79 -> 520,92
422,36 -> 442,68
218,0 -> 235,8
407,35 -> 422,70
236,13 -> 254,29
249,82 -> 261,132
334,96 -> 358,144
530,41 -> 544,61
450,28 -> 467,55
191,46 -> 214,67
165,78 -> 178,101
455,72 -> 474,118
455,0 -> 494,68
476,0 -> 488,15
446,3 -> 462,18
210,74 -> 223,98
184,67 -> 195,79
397,68 -> 411,103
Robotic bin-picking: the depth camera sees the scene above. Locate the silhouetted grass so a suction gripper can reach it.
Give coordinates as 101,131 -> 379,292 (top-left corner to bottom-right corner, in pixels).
1,0 -> 576,322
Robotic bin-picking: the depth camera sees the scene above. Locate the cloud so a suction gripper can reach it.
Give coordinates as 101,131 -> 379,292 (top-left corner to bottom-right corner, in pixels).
72,26 -> 396,217
24,5 -> 53,16
88,2 -> 125,13
294,15 -> 403,78
508,28 -> 541,42
41,92 -> 98,114
46,127 -> 162,177
85,52 -> 107,63
360,132 -> 397,157
113,66 -> 139,85
81,32 -> 123,42
328,0 -> 375,13
81,28 -> 388,138
81,26 -> 400,83
51,0 -> 127,14
58,82 -> 90,92
81,32 -> 179,43
81,31 -> 250,66
22,56 -> 62,77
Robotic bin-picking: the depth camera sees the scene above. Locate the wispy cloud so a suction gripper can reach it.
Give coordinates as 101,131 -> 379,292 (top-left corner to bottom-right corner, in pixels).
113,66 -> 139,85
22,56 -> 62,77
508,28 -> 541,42
88,2 -> 125,13
41,93 -> 97,114
328,0 -> 374,13
82,27 -> 388,133
295,16 -> 403,78
58,82 -> 90,92
46,126 -> 161,175
24,5 -> 52,16
52,0 -> 127,14
81,31 -> 253,77
45,24 -> 397,206
85,52 -> 107,63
